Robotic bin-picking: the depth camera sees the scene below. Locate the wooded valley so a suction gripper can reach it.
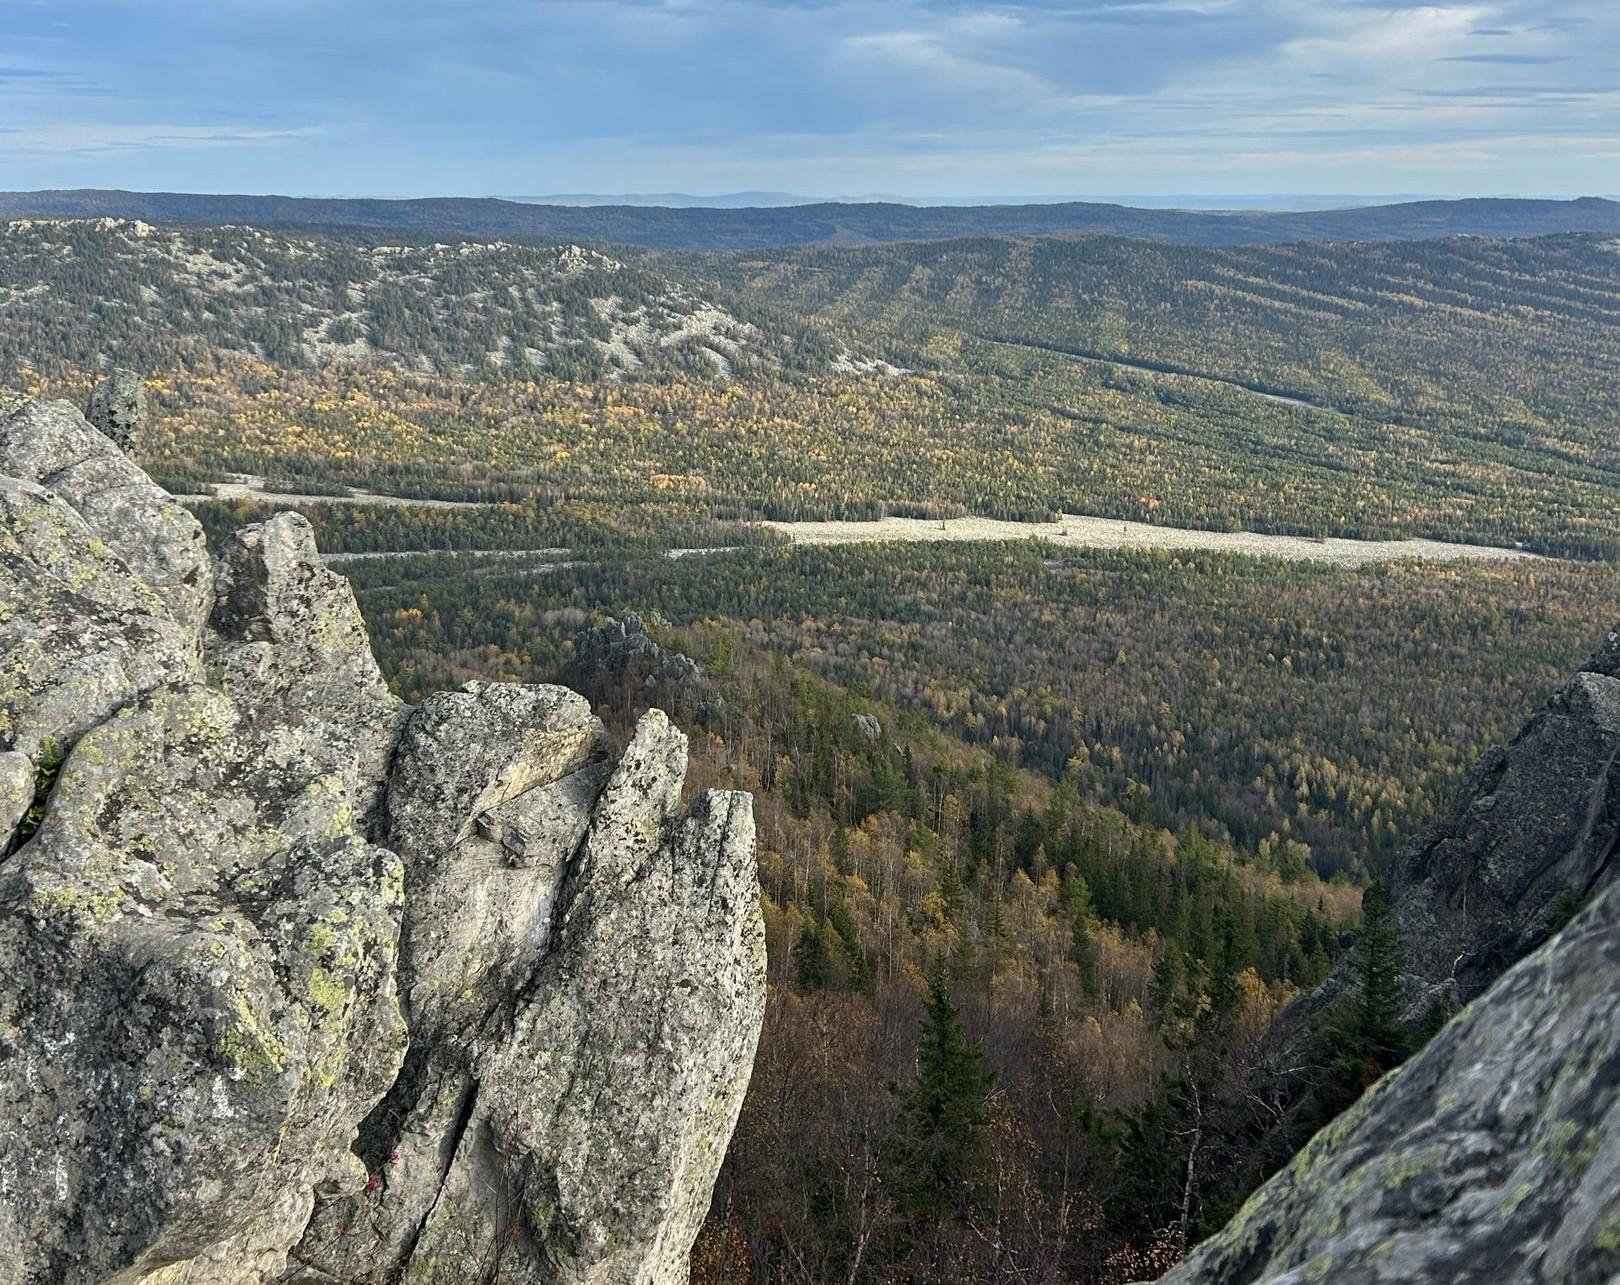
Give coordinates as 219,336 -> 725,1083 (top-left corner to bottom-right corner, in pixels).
7,212 -> 1619,1281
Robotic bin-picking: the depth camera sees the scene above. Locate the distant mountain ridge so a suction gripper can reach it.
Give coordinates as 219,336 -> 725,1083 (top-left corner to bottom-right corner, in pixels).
1,189 -> 1616,249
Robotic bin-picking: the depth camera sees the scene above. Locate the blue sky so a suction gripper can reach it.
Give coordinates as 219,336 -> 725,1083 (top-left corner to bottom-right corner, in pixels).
1,0 -> 1615,198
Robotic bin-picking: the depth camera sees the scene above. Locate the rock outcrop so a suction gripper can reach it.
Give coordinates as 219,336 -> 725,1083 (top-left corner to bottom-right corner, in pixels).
1254,627 -> 1620,1052
1160,877 -> 1620,1285
85,367 -> 148,454
563,613 -> 721,729
1373,629 -> 1620,1013
0,394 -> 765,1285
1236,633 -> 1620,1160
565,613 -> 704,697
1162,629 -> 1620,1283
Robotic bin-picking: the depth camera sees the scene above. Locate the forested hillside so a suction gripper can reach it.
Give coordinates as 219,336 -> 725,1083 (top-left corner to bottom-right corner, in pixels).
688,233 -> 1620,554
9,221 -> 1620,556
310,538 -> 1612,1279
695,233 -> 1620,430
2,189 -> 1617,248
0,219 -> 845,381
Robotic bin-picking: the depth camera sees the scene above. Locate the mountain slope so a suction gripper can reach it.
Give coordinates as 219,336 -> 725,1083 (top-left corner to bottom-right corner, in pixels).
693,232 -> 1620,438
0,219 -> 841,380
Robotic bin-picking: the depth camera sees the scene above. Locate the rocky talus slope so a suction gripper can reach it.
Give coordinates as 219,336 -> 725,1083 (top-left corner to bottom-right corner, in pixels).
1160,634 -> 1620,1283
0,390 -> 766,1285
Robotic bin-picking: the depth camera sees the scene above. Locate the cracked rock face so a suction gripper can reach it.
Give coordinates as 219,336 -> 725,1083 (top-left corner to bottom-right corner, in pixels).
0,394 -> 765,1285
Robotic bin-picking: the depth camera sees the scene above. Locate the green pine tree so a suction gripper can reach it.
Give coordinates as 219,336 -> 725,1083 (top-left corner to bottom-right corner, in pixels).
1314,878 -> 1410,1113
1353,879 -> 1403,1064
887,965 -> 995,1213
793,918 -> 831,990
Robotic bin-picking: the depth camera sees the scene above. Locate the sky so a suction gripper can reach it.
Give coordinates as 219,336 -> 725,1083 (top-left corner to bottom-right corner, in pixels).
0,0 -> 1615,200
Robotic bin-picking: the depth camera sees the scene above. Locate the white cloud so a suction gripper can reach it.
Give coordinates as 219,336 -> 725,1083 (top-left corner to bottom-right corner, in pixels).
0,122 -> 323,155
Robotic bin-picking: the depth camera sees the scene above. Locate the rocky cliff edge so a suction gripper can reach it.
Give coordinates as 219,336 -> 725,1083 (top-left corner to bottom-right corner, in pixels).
1159,628 -> 1620,1282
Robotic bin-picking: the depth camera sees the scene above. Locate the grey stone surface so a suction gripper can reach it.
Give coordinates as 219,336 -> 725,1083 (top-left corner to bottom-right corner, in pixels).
209,512 -> 408,840
0,682 -> 411,1285
1384,665 -> 1620,1008
0,397 -> 212,632
85,368 -> 147,454
0,465 -> 201,853
0,394 -> 765,1285
288,709 -> 764,1285
1160,879 -> 1620,1285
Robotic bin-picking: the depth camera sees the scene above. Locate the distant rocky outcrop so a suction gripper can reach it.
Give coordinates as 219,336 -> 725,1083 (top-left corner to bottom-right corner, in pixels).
0,393 -> 765,1285
566,612 -> 703,694
563,613 -> 722,730
1163,628 -> 1620,1282
85,367 -> 147,453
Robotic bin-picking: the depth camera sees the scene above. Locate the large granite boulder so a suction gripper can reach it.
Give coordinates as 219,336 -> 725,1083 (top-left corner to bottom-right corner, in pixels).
0,398 -> 211,632
0,395 -> 765,1285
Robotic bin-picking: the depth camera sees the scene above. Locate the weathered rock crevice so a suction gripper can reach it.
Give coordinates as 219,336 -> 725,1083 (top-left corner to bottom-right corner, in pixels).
0,394 -> 765,1285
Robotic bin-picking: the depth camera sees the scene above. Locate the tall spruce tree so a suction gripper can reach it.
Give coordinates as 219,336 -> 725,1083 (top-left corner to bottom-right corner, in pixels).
793,918 -> 831,990
887,964 -> 995,1213
1351,879 -> 1404,1066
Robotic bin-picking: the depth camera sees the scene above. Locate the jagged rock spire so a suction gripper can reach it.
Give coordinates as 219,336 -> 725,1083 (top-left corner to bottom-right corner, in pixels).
0,394 -> 765,1285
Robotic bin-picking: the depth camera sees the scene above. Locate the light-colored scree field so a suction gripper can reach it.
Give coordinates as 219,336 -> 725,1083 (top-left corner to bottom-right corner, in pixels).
765,513 -> 1542,567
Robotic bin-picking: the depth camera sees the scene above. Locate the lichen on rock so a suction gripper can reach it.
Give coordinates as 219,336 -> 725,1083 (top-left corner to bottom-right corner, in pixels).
0,394 -> 765,1285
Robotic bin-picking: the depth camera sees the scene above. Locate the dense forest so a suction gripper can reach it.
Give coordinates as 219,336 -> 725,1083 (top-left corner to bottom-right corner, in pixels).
288,534 -> 1616,880
689,232 -> 1620,433
685,233 -> 1620,553
444,608 -> 1364,1282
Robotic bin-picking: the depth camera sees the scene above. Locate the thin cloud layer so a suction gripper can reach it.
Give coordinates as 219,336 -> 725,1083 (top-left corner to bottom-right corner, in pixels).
0,0 -> 1613,196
